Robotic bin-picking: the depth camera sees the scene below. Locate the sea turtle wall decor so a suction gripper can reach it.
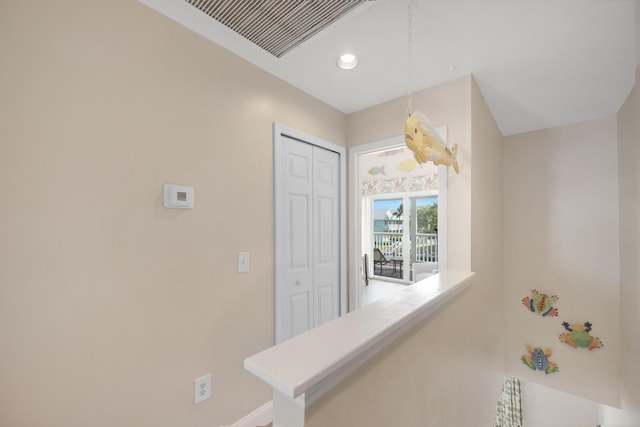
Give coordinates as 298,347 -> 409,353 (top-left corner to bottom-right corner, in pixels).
559,321 -> 604,351
522,289 -> 559,317
521,346 -> 559,374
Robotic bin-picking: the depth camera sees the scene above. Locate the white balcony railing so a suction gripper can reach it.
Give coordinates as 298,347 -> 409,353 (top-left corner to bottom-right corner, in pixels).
373,232 -> 438,262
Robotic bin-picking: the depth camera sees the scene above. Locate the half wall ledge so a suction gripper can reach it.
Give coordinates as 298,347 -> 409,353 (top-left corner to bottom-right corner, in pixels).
244,269 -> 475,427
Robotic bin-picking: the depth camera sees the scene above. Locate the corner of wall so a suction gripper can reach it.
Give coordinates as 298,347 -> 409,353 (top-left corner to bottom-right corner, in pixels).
616,61 -> 640,417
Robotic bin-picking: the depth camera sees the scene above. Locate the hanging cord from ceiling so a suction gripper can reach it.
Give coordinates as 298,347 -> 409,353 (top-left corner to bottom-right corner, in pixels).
406,0 -> 414,117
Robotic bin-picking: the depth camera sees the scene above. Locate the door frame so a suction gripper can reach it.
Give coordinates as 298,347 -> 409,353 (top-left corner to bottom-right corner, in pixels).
348,135 -> 448,311
273,123 -> 347,343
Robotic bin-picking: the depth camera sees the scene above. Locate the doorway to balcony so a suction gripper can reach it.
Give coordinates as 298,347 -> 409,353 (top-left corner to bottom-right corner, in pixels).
369,194 -> 438,282
348,134 -> 447,310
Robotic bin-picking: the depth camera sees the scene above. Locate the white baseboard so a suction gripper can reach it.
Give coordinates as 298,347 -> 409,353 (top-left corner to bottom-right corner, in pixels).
222,401 -> 272,427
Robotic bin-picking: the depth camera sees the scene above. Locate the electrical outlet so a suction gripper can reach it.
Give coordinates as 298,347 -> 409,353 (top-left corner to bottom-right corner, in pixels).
194,374 -> 211,405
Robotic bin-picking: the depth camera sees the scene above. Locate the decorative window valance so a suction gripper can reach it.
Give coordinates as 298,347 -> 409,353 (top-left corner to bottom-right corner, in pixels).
361,174 -> 438,196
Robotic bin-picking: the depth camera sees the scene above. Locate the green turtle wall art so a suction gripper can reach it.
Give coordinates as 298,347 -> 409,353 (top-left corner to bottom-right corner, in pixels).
522,289 -> 559,317
559,321 -> 604,351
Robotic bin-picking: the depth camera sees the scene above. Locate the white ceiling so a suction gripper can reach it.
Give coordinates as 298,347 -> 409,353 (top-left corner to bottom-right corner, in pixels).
141,0 -> 639,136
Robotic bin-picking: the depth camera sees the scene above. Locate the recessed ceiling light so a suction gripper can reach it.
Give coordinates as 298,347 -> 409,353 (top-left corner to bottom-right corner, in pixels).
337,53 -> 359,70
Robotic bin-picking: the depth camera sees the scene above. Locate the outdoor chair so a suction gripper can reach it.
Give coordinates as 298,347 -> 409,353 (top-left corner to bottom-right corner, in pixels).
373,248 -> 389,275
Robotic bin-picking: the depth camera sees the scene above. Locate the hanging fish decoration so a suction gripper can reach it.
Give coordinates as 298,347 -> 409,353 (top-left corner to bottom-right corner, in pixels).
404,112 -> 459,173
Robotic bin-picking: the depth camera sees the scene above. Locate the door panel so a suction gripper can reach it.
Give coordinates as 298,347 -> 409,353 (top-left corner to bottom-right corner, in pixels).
289,293 -> 310,338
289,194 -> 310,269
316,284 -> 335,326
316,197 -> 334,263
312,147 -> 340,327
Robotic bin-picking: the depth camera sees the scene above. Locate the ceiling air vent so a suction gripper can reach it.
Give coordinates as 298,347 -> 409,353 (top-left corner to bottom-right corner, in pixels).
184,0 -> 369,58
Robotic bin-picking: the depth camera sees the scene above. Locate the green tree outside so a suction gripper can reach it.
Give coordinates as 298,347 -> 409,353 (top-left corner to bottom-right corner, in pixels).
416,203 -> 438,233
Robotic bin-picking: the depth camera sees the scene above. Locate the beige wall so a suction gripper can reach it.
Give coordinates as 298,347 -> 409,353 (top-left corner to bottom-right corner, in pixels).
523,380 -> 600,426
503,117 -> 621,406
515,72 -> 640,423
0,1 -> 346,426
2,0 -> 633,426
614,67 -> 640,422
304,76 -> 506,426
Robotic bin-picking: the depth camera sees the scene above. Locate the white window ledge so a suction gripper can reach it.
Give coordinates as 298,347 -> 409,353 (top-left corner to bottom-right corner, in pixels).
244,269 -> 474,427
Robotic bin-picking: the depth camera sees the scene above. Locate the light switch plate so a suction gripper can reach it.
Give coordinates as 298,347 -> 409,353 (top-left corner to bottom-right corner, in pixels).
237,252 -> 250,273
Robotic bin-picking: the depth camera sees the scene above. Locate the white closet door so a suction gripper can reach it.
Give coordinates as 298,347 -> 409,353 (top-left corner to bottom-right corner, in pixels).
275,135 -> 341,343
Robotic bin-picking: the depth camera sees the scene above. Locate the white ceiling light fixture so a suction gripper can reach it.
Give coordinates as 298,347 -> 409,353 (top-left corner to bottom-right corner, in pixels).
337,53 -> 359,70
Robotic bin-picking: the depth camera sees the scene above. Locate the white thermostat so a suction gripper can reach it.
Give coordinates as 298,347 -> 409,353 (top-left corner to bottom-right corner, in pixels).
163,184 -> 194,209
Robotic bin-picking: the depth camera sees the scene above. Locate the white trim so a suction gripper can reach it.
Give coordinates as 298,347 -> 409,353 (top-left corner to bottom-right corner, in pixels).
223,401 -> 272,427
437,165 -> 448,272
273,123 -> 348,344
348,136 -> 400,310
